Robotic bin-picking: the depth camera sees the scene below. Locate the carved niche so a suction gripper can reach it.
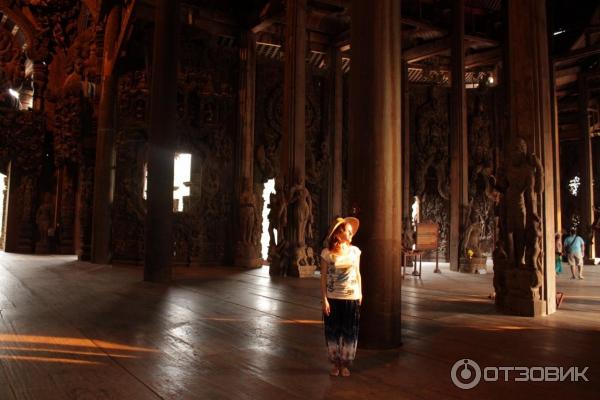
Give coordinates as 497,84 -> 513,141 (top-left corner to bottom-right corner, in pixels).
410,85 -> 450,259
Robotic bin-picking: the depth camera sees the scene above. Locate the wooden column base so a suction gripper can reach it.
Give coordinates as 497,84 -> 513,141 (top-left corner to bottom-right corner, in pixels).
234,242 -> 262,269
500,296 -> 546,317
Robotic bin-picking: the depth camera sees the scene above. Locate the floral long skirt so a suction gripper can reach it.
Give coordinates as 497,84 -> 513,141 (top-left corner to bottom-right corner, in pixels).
323,298 -> 360,365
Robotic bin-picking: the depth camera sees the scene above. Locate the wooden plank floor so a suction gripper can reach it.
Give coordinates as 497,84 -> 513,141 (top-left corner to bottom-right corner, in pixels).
0,253 -> 598,400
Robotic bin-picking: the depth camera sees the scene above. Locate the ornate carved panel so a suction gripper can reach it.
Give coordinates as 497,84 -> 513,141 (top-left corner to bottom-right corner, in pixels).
113,30 -> 240,265
465,85 -> 498,256
255,57 -> 332,254
410,85 -> 450,259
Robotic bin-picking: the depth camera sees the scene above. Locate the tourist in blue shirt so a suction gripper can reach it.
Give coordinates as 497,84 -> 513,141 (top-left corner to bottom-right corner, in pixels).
564,227 -> 585,280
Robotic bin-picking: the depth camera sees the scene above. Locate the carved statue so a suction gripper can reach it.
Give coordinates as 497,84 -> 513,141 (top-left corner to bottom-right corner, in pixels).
288,172 -> 313,246
238,178 -> 255,245
525,214 -> 543,299
505,137 -> 544,270
305,247 -> 315,266
463,222 -> 483,258
411,195 -> 420,227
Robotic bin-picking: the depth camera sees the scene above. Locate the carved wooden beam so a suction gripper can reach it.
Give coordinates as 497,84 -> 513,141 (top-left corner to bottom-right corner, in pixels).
555,65 -> 580,78
465,47 -> 501,69
251,0 -> 285,33
554,43 -> 600,64
333,29 -> 349,49
107,0 -> 137,76
401,16 -> 499,47
403,36 -> 451,63
0,1 -> 36,51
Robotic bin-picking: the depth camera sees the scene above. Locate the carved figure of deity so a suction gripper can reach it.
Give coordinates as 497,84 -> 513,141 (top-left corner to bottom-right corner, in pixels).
288,173 -> 313,246
504,137 -> 544,270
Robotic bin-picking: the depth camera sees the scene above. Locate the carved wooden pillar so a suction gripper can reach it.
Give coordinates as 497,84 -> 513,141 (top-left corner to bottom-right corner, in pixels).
281,0 -> 306,182
550,65 -> 562,234
4,166 -> 35,253
328,47 -> 343,219
32,62 -> 48,112
402,61 -> 411,225
450,0 -> 468,272
91,4 -> 121,264
76,155 -> 94,261
349,0 -> 402,348
496,0 -> 556,316
594,139 -> 600,256
57,166 -> 76,254
234,31 -> 261,268
144,0 -> 179,283
271,0 -> 316,277
578,73 -> 594,260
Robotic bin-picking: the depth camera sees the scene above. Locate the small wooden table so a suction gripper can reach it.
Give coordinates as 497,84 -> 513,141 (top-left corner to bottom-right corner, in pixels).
402,222 -> 441,277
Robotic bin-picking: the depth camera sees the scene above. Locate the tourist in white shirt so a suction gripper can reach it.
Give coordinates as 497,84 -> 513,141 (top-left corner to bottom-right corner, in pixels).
320,217 -> 362,377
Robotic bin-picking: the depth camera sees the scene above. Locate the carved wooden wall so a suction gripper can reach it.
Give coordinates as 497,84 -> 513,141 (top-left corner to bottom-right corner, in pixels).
255,55 -> 331,254
408,83 -> 500,260
113,29 -> 239,265
465,85 -> 499,256
410,84 -> 450,259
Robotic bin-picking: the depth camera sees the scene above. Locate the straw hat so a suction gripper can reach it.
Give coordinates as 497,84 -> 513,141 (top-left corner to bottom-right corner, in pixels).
326,216 -> 360,242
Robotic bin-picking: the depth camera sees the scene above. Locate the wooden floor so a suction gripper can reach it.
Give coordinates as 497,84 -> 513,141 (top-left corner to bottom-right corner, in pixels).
0,253 -> 598,400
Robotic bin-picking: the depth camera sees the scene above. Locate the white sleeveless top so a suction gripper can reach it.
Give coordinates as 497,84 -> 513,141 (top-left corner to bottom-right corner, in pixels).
321,246 -> 362,300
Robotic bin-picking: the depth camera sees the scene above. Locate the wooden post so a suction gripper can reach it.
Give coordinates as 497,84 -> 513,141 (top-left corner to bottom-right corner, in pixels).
144,0 -> 179,283
329,46 -> 343,219
91,4 -> 122,264
500,0 -> 556,315
449,0 -> 467,272
578,73 -> 595,260
349,0 -> 402,348
234,31 -> 261,268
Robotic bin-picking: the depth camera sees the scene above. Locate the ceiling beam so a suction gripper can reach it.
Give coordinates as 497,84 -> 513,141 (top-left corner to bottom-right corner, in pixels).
554,43 -> 600,64
250,0 -> 284,33
403,36 -> 451,63
465,48 -> 501,69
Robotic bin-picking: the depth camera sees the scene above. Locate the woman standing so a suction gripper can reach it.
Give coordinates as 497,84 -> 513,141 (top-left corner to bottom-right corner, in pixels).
320,217 -> 362,377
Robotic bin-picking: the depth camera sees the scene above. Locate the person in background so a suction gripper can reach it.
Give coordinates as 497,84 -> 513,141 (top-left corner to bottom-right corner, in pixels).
564,227 -> 585,280
555,232 -> 563,274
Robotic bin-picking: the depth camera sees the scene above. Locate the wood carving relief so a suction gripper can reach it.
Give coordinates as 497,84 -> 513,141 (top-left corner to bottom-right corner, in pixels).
410,85 -> 450,259
113,31 -> 239,265
255,58 -> 332,266
112,71 -> 149,262
462,86 -> 498,257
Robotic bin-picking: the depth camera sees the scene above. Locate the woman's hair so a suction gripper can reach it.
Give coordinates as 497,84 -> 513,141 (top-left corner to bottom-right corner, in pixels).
328,223 -> 348,251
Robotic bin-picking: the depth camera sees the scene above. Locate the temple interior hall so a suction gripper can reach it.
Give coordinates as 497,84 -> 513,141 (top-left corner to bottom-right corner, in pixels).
0,0 -> 599,399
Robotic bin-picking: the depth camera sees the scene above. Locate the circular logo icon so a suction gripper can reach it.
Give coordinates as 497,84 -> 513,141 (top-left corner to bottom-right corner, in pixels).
451,359 -> 481,389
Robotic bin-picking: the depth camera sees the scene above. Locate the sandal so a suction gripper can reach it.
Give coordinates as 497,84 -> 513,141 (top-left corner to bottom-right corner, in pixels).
340,367 -> 351,377
329,366 -> 340,376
